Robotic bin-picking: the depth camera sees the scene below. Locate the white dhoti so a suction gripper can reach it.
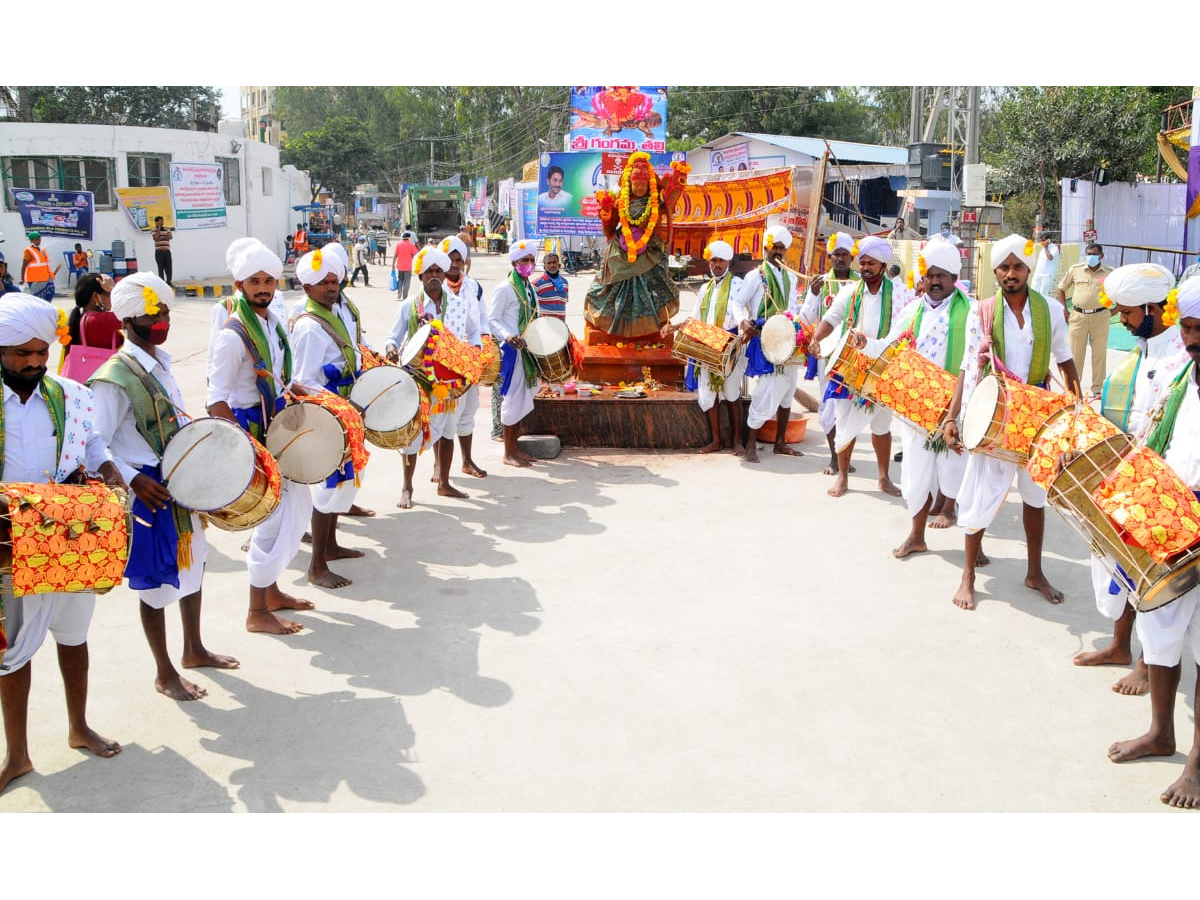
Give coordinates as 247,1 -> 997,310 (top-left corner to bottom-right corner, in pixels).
834,400 -> 893,452
247,478 -> 312,588
138,511 -> 208,609
501,372 -> 537,427
747,367 -> 798,429
956,453 -> 1046,533
898,423 -> 968,517
0,591 -> 95,674
404,398 -> 464,455
312,479 -> 359,515
697,354 -> 747,412
456,384 -> 480,436
1089,556 -> 1130,621
1134,586 -> 1200,667
812,359 -> 836,435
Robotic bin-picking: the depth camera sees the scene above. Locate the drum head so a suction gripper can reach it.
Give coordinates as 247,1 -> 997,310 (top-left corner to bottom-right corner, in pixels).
523,316 -> 570,353
962,374 -> 1001,450
824,327 -> 851,362
350,365 -> 420,432
400,322 -> 433,369
162,418 -> 255,511
266,402 -> 346,483
760,314 -> 797,365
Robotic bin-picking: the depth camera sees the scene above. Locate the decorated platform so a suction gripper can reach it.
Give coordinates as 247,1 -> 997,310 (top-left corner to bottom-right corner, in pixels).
577,323 -> 685,387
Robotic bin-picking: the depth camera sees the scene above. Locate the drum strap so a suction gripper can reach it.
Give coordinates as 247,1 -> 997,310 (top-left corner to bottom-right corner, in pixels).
759,263 -> 790,318
300,302 -> 357,396
1145,361 -> 1195,456
508,272 -> 541,387
0,377 -> 67,479
87,355 -> 194,566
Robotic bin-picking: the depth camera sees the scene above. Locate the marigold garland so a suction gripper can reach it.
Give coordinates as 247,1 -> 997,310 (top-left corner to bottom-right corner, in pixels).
1162,288 -> 1180,326
617,152 -> 659,263
55,308 -> 70,346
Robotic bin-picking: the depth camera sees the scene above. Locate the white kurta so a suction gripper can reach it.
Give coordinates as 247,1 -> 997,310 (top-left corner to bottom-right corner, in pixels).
801,274 -> 858,435
488,277 -> 541,427
956,296 -> 1074,532
454,274 -> 487,436
733,263 -> 802,430
90,344 -> 209,608
207,291 -> 290,385
823,280 -> 900,449
1,381 -> 112,673
690,273 -> 745,410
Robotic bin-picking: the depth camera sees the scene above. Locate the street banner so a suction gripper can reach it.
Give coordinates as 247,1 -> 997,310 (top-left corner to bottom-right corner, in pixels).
536,152 -> 605,237
7,188 -> 94,239
514,182 -> 544,243
569,86 -> 668,154
710,142 -> 751,173
468,177 -> 488,219
600,151 -> 685,176
170,163 -> 227,230
498,178 -> 515,219
115,186 -> 174,231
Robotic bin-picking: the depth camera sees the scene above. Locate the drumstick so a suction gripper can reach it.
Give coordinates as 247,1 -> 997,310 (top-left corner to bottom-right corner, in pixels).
163,432 -> 213,483
273,430 -> 316,461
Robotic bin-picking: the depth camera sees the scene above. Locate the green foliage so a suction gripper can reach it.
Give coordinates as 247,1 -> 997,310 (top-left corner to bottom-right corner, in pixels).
279,116 -> 377,202
12,86 -> 221,129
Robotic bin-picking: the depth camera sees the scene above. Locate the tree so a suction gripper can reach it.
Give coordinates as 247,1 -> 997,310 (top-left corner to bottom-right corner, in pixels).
2,86 -> 220,129
279,116 -> 378,201
986,86 -> 1189,229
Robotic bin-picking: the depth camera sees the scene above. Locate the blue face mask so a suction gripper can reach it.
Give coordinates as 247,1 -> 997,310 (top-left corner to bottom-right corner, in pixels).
1086,254 -> 1100,267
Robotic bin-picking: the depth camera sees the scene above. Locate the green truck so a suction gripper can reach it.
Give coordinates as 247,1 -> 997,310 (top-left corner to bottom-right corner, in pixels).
403,184 -> 464,246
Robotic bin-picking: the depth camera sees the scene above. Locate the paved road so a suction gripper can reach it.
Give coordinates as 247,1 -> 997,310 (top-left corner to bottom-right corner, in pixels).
0,250 -> 1191,812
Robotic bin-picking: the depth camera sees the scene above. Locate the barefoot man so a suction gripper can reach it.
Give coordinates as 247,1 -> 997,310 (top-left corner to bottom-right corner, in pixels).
857,241 -> 972,558
290,247 -> 372,588
943,234 -> 1079,610
90,273 -> 240,700
1107,282 -> 1200,809
440,236 -> 489,480
1075,264 -> 1186,695
662,239 -> 746,454
0,294 -> 124,792
207,242 -> 315,634
733,225 -> 804,464
801,232 -> 859,473
808,236 -> 902,497
488,240 -> 544,468
386,245 -> 481,504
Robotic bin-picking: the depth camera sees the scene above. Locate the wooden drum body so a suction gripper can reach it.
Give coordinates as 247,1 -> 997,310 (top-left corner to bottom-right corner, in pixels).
672,318 -> 739,377
961,374 -> 1072,463
522,317 -> 574,384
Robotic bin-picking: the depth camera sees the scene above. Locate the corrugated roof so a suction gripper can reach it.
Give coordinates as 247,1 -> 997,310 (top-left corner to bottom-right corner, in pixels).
722,132 -> 907,166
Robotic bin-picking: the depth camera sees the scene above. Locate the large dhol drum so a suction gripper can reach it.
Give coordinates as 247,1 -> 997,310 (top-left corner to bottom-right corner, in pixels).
1033,425 -> 1200,612
760,314 -> 809,367
349,365 -> 423,449
0,481 -> 130,597
825,329 -> 898,400
265,394 -> 358,485
1027,405 -> 1122,492
400,321 -> 483,399
961,373 -> 1073,463
162,417 -> 281,531
522,316 -> 574,384
478,335 -> 502,387
671,318 -> 739,377
870,341 -> 958,433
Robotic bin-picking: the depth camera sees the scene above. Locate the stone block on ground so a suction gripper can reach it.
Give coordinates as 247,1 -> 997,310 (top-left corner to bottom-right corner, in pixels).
518,434 -> 562,459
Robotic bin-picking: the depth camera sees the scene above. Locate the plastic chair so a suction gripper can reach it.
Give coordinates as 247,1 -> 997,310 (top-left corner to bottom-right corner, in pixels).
64,251 -> 89,286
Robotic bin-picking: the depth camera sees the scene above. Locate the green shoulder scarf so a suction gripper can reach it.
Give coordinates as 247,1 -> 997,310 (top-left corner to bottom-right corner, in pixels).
303,298 -> 357,390
910,289 -> 970,374
1146,361 -> 1196,456
510,271 -> 541,386
847,278 -> 893,339
699,273 -> 734,326
759,262 -> 790,318
991,290 -> 1052,386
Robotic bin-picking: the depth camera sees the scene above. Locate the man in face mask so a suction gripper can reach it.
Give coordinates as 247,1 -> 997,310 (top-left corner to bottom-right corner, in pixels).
487,240 -> 545,468
1057,242 -> 1113,398
89,272 -> 240,702
0,293 -> 126,792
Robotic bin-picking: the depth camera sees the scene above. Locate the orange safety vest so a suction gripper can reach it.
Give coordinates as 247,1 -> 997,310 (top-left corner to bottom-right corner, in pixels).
294,230 -> 309,253
24,245 -> 51,282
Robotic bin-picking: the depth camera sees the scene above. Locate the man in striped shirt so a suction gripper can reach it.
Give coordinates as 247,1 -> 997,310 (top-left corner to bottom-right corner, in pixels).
531,251 -> 568,320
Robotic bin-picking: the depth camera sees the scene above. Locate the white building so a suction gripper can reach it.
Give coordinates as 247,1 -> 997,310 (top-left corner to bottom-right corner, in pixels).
1,122 -> 310,289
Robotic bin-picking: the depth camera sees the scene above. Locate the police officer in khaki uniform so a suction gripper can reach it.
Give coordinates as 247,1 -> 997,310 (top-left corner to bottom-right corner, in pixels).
1056,242 -> 1113,398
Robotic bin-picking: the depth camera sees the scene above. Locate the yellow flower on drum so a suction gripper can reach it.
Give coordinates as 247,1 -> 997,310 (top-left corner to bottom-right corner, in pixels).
142,285 -> 160,316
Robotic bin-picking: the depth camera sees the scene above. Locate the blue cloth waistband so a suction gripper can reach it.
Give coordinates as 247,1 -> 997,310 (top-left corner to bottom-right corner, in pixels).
124,463 -> 181,592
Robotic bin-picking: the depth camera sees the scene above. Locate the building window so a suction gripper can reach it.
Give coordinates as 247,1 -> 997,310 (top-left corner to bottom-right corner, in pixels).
127,153 -> 170,188
261,167 -> 273,196
217,156 -> 241,206
3,155 -> 115,209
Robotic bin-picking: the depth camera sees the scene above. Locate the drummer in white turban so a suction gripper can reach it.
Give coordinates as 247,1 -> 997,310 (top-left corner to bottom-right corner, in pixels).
487,239 -> 546,468
1108,278 -> 1200,808
801,231 -> 861,473
207,241 -> 316,635
90,272 -> 240,701
942,233 -> 1079,611
662,239 -> 746,453
808,234 -> 902,497
0,294 -> 124,791
208,237 -> 289,376
857,239 -> 974,558
731,225 -> 805,463
1072,264 -> 1188,694
386,244 -> 481,506
290,246 -> 375,589
440,235 -> 489,479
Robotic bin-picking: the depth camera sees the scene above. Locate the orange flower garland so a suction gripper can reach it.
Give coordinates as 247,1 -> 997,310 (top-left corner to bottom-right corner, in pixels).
1162,288 -> 1180,326
55,308 -> 70,346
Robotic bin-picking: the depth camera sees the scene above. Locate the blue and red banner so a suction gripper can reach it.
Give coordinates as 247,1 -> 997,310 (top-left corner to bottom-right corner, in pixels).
8,188 -> 95,239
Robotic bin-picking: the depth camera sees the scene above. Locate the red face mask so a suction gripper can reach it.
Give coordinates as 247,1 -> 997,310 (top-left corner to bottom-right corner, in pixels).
131,321 -> 170,345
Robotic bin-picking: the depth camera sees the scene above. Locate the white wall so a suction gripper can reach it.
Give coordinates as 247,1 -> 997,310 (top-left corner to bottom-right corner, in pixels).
0,123 -> 311,287
1060,178 -> 1197,274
